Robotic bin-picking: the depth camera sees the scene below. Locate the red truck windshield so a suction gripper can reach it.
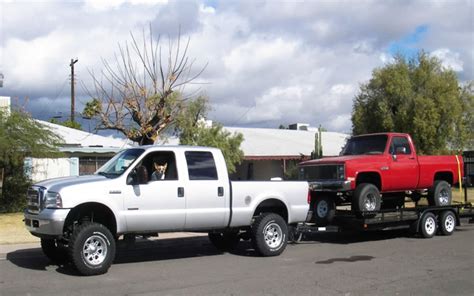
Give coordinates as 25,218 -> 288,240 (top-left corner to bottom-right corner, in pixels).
341,135 -> 388,155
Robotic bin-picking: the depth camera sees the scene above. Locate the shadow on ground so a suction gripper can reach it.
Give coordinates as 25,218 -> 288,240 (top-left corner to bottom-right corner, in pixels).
5,236 -> 259,275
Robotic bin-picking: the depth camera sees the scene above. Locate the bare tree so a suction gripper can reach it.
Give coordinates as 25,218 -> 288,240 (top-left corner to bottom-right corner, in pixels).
83,26 -> 207,145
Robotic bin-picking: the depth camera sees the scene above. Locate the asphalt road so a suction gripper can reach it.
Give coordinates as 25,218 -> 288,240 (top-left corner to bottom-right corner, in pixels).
1,222 -> 473,296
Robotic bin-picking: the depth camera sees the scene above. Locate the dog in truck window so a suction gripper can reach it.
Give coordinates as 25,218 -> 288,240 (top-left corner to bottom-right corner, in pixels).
151,161 -> 167,181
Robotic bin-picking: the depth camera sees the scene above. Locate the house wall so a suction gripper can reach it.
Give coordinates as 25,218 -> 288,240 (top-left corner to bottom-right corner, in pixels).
27,158 -> 79,182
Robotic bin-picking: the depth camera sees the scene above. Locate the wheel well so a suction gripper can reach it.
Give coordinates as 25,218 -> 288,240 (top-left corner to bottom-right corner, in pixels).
434,172 -> 453,185
356,172 -> 382,190
64,203 -> 117,236
253,199 -> 288,223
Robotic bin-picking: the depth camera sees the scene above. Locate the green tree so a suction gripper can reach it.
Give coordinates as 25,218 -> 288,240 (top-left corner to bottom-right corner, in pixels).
0,109 -> 62,212
176,97 -> 244,174
83,26 -> 206,145
352,52 -> 473,154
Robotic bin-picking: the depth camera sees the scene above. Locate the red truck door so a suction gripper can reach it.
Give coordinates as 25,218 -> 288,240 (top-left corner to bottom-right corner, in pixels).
384,136 -> 419,191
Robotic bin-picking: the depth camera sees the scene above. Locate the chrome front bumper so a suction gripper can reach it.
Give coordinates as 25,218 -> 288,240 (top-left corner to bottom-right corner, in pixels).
309,180 -> 352,192
24,209 -> 71,238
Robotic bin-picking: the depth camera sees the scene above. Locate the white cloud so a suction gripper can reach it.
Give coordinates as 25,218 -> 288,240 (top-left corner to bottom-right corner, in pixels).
327,114 -> 352,131
0,0 -> 472,133
83,0 -> 166,11
431,48 -> 464,72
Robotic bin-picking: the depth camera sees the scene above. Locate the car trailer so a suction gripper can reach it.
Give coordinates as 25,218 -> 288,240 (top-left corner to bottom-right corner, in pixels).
291,157 -> 474,242
292,203 -> 474,241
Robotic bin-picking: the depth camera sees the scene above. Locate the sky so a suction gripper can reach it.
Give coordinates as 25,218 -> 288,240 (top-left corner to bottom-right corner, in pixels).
0,0 -> 472,134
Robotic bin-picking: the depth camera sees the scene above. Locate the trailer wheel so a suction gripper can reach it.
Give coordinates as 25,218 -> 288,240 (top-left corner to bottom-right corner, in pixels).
438,211 -> 456,236
208,231 -> 240,251
69,222 -> 116,276
428,180 -> 452,206
41,238 -> 69,264
312,195 -> 336,226
420,212 -> 437,238
251,213 -> 288,256
353,183 -> 381,217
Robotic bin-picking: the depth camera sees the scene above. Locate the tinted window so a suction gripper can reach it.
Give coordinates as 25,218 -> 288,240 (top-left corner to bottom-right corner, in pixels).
341,135 -> 388,155
185,151 -> 218,180
390,137 -> 412,155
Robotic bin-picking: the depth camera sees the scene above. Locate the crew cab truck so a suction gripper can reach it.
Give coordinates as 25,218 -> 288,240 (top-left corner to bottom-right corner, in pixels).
298,133 -> 463,225
24,146 -> 309,275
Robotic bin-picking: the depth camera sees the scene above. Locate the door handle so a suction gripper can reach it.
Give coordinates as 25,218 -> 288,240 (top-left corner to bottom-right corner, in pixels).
218,186 -> 224,197
177,187 -> 184,198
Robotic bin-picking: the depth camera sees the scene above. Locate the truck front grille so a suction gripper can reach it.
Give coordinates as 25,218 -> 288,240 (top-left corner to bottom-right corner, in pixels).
27,186 -> 43,214
299,165 -> 344,181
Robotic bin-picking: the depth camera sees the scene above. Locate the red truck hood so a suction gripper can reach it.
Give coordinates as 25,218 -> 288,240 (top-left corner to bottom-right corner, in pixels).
299,155 -> 384,166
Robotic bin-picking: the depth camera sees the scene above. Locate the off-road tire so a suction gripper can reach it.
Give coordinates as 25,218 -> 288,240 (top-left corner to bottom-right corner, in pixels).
420,212 -> 437,238
312,195 -> 336,226
428,180 -> 452,206
68,222 -> 116,276
41,238 -> 69,264
438,211 -> 456,236
251,213 -> 288,257
353,183 -> 381,217
208,231 -> 240,251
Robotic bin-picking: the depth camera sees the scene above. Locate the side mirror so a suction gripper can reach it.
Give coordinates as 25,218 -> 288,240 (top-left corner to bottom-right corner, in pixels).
127,171 -> 138,185
396,147 -> 407,155
136,165 -> 149,184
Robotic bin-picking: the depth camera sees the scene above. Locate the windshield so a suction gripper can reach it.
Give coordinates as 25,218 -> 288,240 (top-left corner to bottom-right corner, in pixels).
96,148 -> 145,178
341,135 -> 388,156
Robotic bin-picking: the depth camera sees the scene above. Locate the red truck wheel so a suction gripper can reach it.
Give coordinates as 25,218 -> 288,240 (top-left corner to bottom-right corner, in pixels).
428,180 -> 452,206
353,183 -> 381,216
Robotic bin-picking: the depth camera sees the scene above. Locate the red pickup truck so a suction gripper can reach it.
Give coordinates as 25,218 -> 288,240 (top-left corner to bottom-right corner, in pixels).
299,133 -> 464,224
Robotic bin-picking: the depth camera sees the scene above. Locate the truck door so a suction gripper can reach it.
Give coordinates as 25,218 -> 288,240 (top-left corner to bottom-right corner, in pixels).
183,151 -> 228,230
122,151 -> 185,232
385,136 -> 419,191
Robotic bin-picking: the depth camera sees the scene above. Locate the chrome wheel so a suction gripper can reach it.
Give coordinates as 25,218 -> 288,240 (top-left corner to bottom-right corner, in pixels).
82,235 -> 107,266
424,216 -> 436,236
263,222 -> 283,249
316,200 -> 328,218
438,188 -> 450,205
364,193 -> 377,211
444,214 -> 455,232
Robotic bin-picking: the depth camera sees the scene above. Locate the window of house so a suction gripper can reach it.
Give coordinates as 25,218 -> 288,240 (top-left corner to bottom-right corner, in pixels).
80,157 -> 112,175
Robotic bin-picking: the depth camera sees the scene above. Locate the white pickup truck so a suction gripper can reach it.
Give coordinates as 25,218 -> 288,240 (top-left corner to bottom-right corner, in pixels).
24,146 -> 309,275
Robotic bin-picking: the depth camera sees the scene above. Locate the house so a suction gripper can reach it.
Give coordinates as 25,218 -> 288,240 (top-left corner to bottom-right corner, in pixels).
26,121 -> 133,182
224,125 -> 348,180
0,95 -> 132,182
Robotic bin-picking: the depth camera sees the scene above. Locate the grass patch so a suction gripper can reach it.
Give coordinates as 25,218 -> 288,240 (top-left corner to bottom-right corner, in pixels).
0,212 -> 39,245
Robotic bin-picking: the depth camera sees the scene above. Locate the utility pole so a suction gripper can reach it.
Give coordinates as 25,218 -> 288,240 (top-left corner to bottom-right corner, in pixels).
70,58 -> 78,122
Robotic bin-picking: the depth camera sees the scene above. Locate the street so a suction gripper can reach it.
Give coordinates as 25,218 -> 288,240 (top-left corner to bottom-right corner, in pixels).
1,222 -> 473,296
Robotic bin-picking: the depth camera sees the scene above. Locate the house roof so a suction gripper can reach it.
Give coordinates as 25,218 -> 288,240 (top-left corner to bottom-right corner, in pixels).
38,120 -> 133,152
224,127 -> 348,158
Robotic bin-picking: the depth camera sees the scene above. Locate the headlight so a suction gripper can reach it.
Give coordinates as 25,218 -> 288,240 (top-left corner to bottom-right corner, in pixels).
44,191 -> 63,209
338,165 -> 345,180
